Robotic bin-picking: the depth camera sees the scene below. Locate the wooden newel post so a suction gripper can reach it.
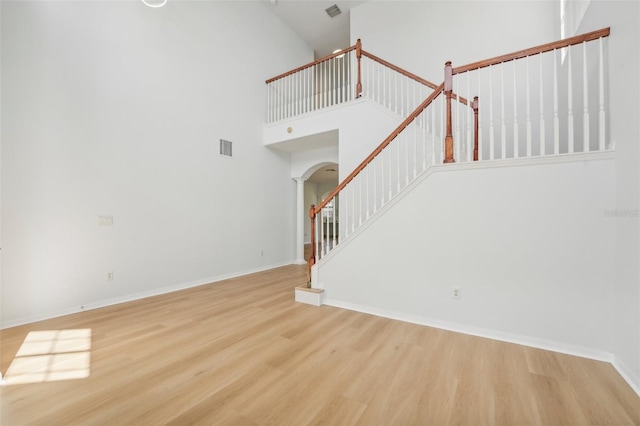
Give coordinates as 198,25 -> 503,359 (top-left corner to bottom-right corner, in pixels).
308,205 -> 316,285
472,96 -> 479,161
444,61 -> 455,163
356,39 -> 363,98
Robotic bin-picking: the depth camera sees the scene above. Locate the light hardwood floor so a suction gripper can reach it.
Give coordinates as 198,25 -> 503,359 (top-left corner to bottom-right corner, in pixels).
1,264 -> 638,425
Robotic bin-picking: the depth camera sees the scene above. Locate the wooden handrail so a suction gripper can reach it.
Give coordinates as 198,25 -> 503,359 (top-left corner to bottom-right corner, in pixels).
361,50 -> 440,90
453,27 -> 610,75
265,45 -> 357,84
313,83 -> 445,214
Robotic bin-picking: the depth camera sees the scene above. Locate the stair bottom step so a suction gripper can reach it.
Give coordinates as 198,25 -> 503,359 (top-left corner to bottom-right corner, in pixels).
295,284 -> 324,306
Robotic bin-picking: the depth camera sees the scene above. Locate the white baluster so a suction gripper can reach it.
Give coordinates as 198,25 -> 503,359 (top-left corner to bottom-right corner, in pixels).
280,78 -> 284,120
404,132 -> 409,186
358,173 -> 363,226
366,166 -> 370,220
489,65 -> 495,160
400,73 -> 404,116
501,64 -> 506,159
454,75 -> 461,162
440,93 -> 445,163
568,47 -> 574,153
553,49 -> 560,154
297,70 -> 300,114
513,60 -> 519,158
309,67 -> 313,112
396,140 -> 401,193
526,55 -> 532,157
598,37 -> 605,151
324,61 -> 328,109
349,179 -> 356,232
422,110 -> 428,170
343,186 -> 348,239
368,59 -> 373,102
467,71 -> 472,161
285,77 -> 289,119
583,41 -> 590,152
477,74 -> 483,162
394,70 -> 399,114
539,53 -> 546,156
373,156 -> 378,214
299,70 -> 304,115
339,55 -> 348,102
332,197 -> 337,249
319,209 -> 325,258
413,116 -> 424,179
382,65 -> 386,108
295,71 -> 299,116
388,144 -> 393,199
338,192 -> 343,245
304,68 -> 308,114
431,98 -> 436,165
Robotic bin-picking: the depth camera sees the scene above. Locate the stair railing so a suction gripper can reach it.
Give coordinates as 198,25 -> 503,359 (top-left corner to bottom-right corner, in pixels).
266,45 -> 357,123
307,27 -> 611,283
447,27 -> 610,161
359,50 -> 439,118
265,40 -> 441,124
308,84 -> 450,274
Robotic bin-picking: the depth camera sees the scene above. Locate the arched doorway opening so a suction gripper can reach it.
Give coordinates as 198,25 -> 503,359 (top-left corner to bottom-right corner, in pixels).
294,162 -> 339,264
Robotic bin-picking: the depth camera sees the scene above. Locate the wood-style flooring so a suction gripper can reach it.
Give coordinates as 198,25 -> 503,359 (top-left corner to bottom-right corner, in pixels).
1,264 -> 639,425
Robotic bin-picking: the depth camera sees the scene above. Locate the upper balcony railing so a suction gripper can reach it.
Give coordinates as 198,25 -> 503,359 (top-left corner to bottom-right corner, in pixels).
265,40 -> 440,124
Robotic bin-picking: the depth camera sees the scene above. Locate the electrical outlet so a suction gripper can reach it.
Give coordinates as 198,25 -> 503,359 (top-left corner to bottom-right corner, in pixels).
106,271 -> 114,281
260,249 -> 264,257
452,287 -> 461,299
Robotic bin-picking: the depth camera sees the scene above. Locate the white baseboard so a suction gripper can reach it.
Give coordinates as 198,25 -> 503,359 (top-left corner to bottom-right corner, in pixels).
612,355 -> 640,397
322,298 -> 633,367
1,261 -> 294,329
324,298 -> 640,397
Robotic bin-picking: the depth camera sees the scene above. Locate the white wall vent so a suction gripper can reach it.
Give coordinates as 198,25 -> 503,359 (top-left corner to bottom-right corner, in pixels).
219,139 -> 233,157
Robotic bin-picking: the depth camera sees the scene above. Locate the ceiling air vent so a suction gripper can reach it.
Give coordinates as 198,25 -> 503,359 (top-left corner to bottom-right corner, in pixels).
220,139 -> 233,157
325,4 -> 341,18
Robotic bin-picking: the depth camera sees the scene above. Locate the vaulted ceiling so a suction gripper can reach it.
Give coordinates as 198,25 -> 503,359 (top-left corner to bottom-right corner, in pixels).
262,0 -> 367,58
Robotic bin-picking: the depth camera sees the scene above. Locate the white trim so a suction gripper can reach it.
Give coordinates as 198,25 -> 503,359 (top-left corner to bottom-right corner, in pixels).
323,298 -> 613,363
0,261 -> 293,330
295,285 -> 324,306
322,297 -> 640,397
612,356 -> 640,397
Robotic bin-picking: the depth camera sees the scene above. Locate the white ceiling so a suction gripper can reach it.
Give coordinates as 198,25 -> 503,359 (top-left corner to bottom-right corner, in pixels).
308,163 -> 339,184
262,0 -> 367,58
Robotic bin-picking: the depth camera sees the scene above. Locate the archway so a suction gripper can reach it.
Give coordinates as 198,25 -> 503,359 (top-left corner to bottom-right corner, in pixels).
293,162 -> 339,264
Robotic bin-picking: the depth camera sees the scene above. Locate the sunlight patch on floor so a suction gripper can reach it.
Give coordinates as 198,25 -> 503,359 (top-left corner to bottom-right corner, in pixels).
2,329 -> 91,385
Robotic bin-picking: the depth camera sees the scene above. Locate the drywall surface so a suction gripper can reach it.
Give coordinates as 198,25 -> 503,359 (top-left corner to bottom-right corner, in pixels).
580,0 -> 640,391
319,158 -> 615,358
350,1 -> 557,83
1,1 -> 312,326
265,98 -> 404,183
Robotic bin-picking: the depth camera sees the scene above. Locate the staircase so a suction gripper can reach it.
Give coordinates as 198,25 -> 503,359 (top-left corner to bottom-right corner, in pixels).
265,28 -> 612,297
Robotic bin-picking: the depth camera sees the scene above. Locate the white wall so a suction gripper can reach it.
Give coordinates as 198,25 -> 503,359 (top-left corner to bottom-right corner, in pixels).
264,99 -> 404,182
351,1 -> 557,84
319,157 -> 616,358
578,0 -> 640,389
348,0 -> 640,392
0,1 -> 313,327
